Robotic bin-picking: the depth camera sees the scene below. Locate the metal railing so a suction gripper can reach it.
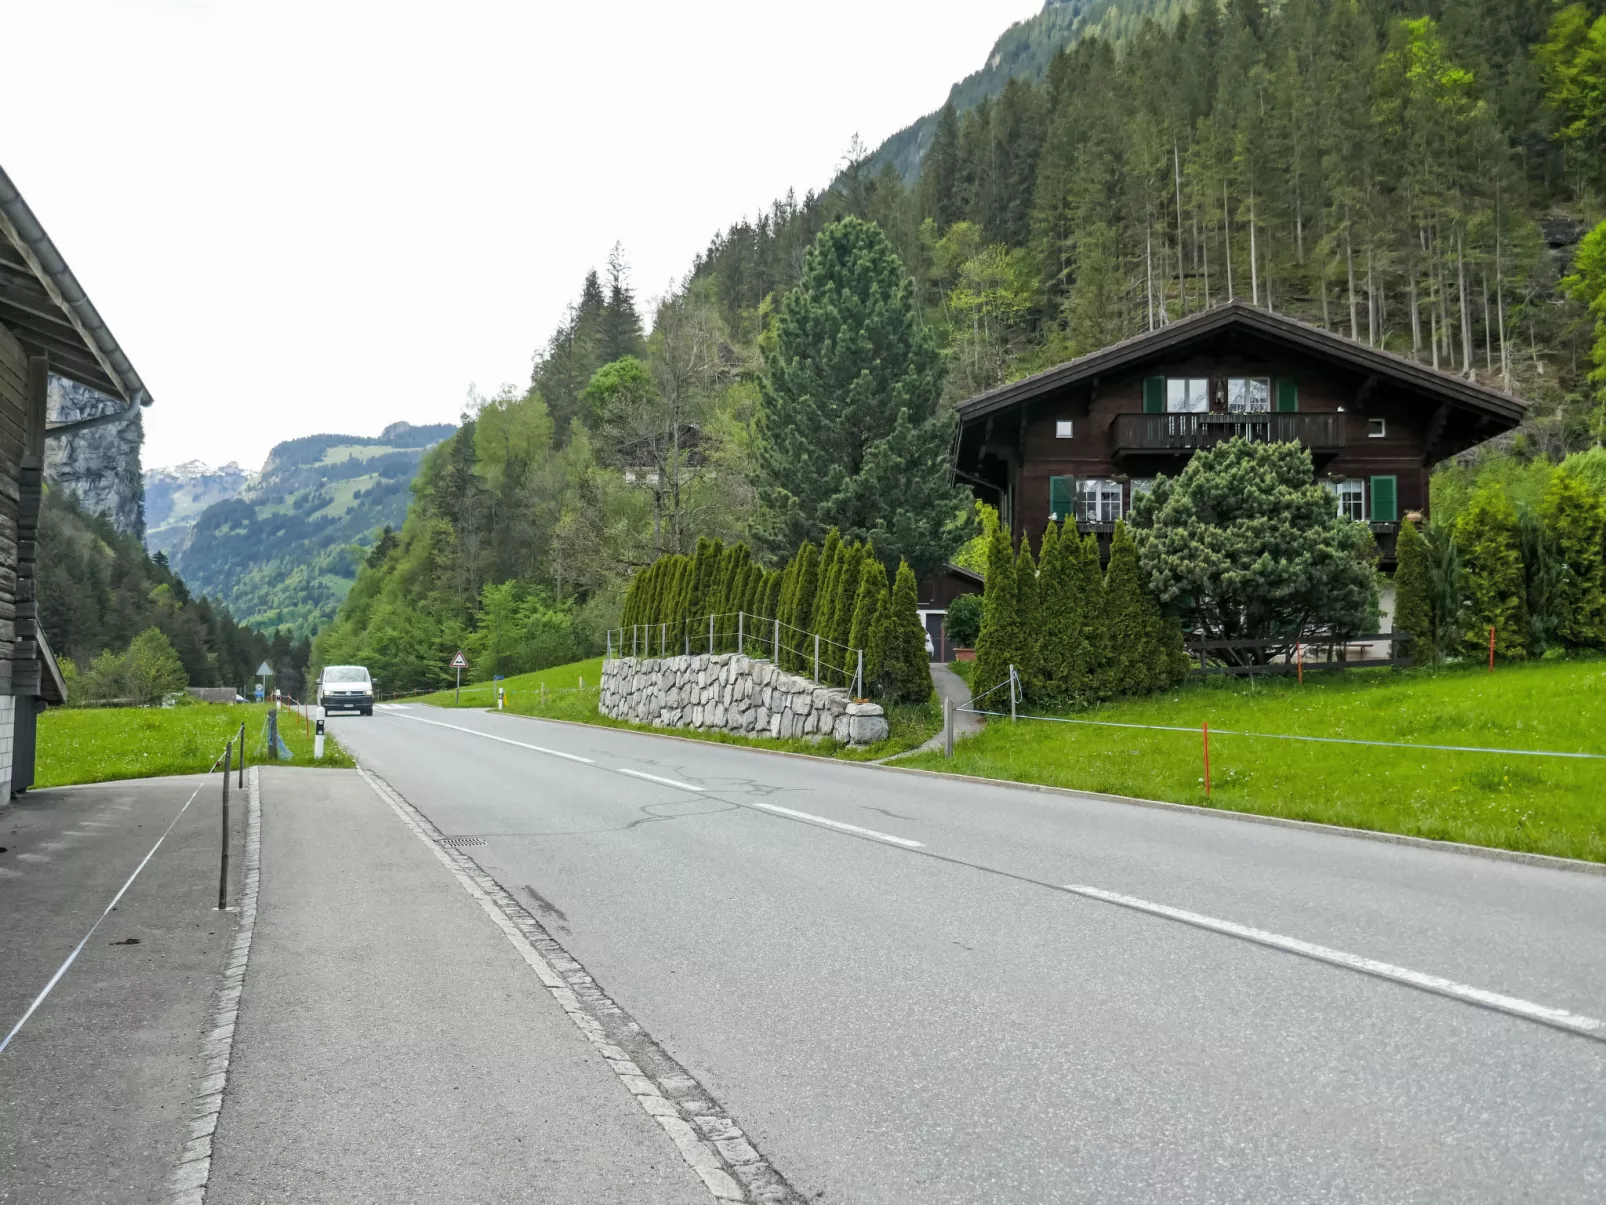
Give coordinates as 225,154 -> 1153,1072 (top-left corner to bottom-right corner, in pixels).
607,611 -> 865,694
1112,411 -> 1345,455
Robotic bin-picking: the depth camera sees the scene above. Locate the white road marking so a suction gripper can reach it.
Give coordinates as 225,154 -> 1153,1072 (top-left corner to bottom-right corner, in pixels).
393,712 -> 594,763
1064,883 -> 1605,1039
619,768 -> 706,791
2,776 -> 210,1057
749,802 -> 925,848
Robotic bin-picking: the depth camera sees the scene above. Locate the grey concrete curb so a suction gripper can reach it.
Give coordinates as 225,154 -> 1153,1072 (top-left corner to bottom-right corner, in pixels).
167,766 -> 260,1205
448,706 -> 1606,879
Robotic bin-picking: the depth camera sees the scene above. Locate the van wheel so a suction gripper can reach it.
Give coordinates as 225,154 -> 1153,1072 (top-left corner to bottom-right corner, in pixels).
361,707 -> 373,716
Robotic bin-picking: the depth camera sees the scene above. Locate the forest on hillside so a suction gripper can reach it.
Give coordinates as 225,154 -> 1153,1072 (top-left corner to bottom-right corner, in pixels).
314,0 -> 1606,693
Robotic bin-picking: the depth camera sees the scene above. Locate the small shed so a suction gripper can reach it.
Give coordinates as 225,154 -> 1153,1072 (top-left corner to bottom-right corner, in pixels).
0,163 -> 152,798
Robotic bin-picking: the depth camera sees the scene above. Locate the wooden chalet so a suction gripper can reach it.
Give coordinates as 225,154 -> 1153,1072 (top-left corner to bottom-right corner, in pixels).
0,163 -> 150,799
952,301 -> 1526,567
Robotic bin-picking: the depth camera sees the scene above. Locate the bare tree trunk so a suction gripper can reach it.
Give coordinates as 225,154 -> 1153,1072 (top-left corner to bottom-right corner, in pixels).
1146,227 -> 1155,331
1249,188 -> 1260,306
1482,269 -> 1493,374
1366,247 -> 1376,347
1345,211 -> 1359,340
1174,144 -> 1187,316
1457,231 -> 1473,374
1223,180 -> 1234,299
1430,307 -> 1440,371
1409,261 -> 1421,354
1320,262 -> 1331,328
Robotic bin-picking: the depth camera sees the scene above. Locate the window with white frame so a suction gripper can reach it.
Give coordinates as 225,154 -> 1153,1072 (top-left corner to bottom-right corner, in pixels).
1055,419 -> 1074,438
1077,477 -> 1123,523
1227,377 -> 1271,413
1166,378 -> 1210,413
1367,417 -> 1387,438
1334,479 -> 1365,521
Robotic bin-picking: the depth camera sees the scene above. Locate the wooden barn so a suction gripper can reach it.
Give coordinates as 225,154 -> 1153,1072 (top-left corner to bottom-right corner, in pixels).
0,164 -> 151,799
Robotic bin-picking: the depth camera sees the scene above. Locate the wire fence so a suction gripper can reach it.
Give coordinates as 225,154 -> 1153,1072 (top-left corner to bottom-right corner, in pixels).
607,611 -> 864,693
944,664 -> 1606,795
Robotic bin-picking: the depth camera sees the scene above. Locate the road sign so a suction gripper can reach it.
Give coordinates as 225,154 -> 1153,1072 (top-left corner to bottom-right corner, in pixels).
256,661 -> 274,676
450,651 -> 468,669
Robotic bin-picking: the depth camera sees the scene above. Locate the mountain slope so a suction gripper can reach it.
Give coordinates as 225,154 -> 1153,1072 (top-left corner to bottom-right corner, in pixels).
868,0 -> 1183,183
160,421 -> 455,637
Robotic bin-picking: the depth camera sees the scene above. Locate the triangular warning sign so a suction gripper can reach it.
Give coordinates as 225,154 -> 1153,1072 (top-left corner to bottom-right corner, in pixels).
256,661 -> 274,676
450,651 -> 468,669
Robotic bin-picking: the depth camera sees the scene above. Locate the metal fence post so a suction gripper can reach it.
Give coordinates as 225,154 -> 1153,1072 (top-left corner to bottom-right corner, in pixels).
773,618 -> 780,662
709,613 -> 715,655
660,622 -> 666,657
237,722 -> 245,789
813,634 -> 820,683
738,610 -> 744,653
219,739 -> 232,910
1009,664 -> 1018,722
855,648 -> 864,698
944,697 -> 954,759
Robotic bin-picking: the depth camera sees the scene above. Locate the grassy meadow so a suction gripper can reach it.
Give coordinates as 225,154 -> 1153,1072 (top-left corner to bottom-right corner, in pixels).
902,658 -> 1606,863
38,701 -> 352,788
416,656 -> 943,761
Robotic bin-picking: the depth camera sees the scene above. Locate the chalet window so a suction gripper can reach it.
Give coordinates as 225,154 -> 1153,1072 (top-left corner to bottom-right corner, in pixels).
1330,479 -> 1365,521
1166,378 -> 1209,413
1077,477 -> 1123,523
1227,377 -> 1271,413
1368,418 -> 1387,438
1055,420 -> 1073,438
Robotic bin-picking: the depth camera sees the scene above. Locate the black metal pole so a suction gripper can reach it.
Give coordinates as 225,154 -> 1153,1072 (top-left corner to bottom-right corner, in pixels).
219,739 -> 232,911
237,721 -> 245,788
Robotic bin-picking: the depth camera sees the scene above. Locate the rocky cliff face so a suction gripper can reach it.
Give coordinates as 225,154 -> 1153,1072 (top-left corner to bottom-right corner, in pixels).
44,377 -> 144,537
144,459 -> 253,557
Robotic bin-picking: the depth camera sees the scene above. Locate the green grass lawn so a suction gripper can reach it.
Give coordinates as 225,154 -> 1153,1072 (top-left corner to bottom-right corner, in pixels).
900,658 -> 1606,863
417,657 -> 943,761
38,702 -> 353,788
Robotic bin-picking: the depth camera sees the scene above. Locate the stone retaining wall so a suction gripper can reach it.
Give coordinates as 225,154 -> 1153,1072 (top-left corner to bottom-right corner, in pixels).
600,653 -> 888,745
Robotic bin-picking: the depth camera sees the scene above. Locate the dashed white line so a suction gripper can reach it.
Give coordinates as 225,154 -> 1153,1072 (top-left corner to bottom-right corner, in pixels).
619,768 -> 706,792
392,712 -> 594,763
1064,883 -> 1605,1039
748,802 -> 925,848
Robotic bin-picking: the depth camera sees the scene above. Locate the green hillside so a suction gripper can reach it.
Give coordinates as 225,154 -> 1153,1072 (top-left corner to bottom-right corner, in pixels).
172,422 -> 455,638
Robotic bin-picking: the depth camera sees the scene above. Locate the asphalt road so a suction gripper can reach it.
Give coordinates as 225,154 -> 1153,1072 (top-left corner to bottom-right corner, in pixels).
333,703 -> 1606,1204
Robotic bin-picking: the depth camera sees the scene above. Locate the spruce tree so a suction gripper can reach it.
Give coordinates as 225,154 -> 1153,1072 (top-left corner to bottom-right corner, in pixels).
754,217 -> 969,578
1393,517 -> 1434,662
972,524 -> 1020,708
1455,485 -> 1529,659
1541,471 -> 1606,651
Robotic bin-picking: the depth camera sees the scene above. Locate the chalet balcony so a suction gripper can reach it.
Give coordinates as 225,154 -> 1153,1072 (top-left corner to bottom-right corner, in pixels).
1112,412 -> 1346,469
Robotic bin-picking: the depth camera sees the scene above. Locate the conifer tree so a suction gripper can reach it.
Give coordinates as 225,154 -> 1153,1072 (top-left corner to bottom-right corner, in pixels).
762,570 -> 783,621
828,542 -> 865,682
871,560 -> 933,703
1541,471 -> 1606,651
754,217 -> 968,577
1103,523 -> 1152,695
814,529 -> 843,636
1034,520 -> 1090,704
1393,516 -> 1434,661
848,555 -> 888,692
788,542 -> 821,670
1080,533 -> 1112,699
1014,537 -> 1040,699
973,524 -> 1020,707
1455,485 -> 1529,659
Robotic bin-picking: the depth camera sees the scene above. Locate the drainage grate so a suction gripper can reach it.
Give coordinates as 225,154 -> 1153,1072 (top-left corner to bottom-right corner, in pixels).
443,836 -> 487,848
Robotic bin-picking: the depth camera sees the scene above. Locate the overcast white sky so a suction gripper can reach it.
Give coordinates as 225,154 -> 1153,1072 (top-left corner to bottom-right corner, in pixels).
4,0 -> 1040,471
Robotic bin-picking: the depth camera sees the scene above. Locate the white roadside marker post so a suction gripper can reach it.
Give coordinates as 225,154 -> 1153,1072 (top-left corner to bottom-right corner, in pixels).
314,716 -> 325,761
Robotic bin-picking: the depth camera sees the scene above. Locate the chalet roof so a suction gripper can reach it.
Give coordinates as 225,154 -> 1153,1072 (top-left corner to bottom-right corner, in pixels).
0,162 -> 151,418
955,300 -> 1525,427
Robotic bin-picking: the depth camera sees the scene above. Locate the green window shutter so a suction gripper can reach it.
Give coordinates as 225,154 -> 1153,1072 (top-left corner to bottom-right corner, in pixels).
1049,476 -> 1073,520
1276,377 -> 1298,412
1370,475 -> 1397,523
1142,376 -> 1164,414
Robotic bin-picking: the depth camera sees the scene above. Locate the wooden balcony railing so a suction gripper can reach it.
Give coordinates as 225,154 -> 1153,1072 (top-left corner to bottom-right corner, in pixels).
1112,412 -> 1346,456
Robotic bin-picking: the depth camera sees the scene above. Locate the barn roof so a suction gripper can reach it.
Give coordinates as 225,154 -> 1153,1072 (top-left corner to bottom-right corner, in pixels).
955,300 -> 1525,428
0,162 -> 151,422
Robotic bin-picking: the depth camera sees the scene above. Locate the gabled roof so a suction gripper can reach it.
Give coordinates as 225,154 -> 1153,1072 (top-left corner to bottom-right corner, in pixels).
0,162 -> 151,417
955,300 -> 1525,426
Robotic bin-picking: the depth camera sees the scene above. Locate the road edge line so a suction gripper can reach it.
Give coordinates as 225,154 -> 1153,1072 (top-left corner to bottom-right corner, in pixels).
458,709 -> 1606,878
167,765 -> 260,1205
356,765 -> 805,1205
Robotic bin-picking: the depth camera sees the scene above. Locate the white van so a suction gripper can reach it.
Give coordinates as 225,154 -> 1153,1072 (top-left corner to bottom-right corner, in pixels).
318,665 -> 374,716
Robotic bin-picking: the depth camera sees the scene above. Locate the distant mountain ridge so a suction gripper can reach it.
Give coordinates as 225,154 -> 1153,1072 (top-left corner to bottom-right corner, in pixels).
867,0 -> 1181,183
146,421 -> 456,637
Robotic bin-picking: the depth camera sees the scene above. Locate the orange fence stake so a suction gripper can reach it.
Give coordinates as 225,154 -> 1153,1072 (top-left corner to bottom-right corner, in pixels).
1488,625 -> 1496,672
1202,721 -> 1212,797
1296,641 -> 1303,685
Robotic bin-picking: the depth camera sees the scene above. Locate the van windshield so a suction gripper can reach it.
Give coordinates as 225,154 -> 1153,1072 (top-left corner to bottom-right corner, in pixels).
324,666 -> 370,684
